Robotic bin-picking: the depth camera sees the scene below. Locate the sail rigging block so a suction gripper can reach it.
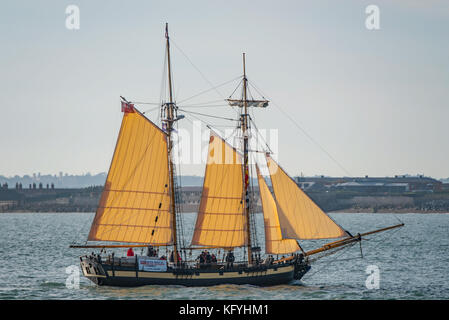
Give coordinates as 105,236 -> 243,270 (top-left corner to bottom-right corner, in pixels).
257,166 -> 300,254
88,109 -> 173,245
191,132 -> 247,248
266,155 -> 347,240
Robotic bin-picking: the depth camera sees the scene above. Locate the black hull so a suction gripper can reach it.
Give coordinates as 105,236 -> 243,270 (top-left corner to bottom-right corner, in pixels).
92,269 -> 295,287
81,257 -> 310,287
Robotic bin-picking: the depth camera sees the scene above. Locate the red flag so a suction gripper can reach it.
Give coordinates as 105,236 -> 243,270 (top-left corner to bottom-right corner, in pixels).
121,101 -> 135,113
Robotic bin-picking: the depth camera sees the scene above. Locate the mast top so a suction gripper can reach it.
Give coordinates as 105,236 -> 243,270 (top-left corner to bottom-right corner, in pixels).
226,53 -> 269,108
243,53 -> 246,79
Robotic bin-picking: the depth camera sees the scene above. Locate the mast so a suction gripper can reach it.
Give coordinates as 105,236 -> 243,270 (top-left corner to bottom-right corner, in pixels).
242,53 -> 253,265
164,23 -> 179,265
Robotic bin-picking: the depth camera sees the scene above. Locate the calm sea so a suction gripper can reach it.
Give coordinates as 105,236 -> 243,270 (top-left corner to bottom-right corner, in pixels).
0,212 -> 448,300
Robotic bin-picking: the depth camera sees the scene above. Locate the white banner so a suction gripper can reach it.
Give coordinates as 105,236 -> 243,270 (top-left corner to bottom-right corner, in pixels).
138,257 -> 167,272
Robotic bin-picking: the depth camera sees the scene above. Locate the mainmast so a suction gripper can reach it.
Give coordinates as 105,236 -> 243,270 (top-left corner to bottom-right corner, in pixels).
164,23 -> 179,265
242,53 -> 253,265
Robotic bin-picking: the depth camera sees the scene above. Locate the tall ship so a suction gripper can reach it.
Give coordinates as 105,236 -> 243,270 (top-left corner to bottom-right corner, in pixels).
70,24 -> 403,287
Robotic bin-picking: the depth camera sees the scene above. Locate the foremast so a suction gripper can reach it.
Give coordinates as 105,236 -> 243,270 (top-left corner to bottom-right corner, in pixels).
241,53 -> 253,265
163,23 -> 179,265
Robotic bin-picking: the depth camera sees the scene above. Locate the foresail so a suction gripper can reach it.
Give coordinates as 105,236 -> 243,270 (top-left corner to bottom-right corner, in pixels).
191,132 -> 247,247
266,155 -> 347,240
88,109 -> 173,244
256,166 -> 300,255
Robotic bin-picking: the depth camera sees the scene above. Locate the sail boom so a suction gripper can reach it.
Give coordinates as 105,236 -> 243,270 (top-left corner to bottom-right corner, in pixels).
304,223 -> 405,256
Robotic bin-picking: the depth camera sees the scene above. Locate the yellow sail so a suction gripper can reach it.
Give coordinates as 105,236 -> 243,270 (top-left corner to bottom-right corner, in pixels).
191,132 -> 247,247
266,155 -> 347,240
256,166 -> 300,254
88,109 -> 173,244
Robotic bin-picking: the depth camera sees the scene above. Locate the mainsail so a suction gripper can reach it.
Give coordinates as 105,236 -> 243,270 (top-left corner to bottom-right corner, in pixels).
266,155 -> 347,240
256,166 -> 300,254
88,108 -> 173,244
191,132 -> 247,248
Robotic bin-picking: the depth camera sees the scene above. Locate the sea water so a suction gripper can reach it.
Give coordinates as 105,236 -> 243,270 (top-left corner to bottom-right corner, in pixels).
0,212 -> 448,300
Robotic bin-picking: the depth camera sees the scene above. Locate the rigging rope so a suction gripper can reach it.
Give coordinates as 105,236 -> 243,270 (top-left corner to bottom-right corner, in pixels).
159,44 -> 168,125
306,242 -> 358,278
142,106 -> 161,114
172,38 -> 226,100
173,120 -> 187,261
186,99 -> 225,105
249,116 -> 274,155
306,222 -> 403,279
170,38 -> 242,118
176,76 -> 242,105
179,104 -> 229,108
227,77 -> 244,99
178,108 -> 239,122
130,102 -> 160,105
247,78 -> 353,177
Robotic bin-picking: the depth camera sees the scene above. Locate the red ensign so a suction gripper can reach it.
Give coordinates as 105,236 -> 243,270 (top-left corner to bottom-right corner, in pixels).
121,101 -> 135,113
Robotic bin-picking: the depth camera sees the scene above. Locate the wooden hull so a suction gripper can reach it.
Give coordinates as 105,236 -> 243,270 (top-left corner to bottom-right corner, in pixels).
80,257 -> 310,287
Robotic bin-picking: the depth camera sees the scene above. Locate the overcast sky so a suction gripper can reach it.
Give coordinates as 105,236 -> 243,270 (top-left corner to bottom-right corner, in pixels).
1,0 -> 448,179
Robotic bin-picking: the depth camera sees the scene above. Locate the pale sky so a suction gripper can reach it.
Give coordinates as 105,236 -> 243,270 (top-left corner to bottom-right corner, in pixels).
1,0 -> 448,179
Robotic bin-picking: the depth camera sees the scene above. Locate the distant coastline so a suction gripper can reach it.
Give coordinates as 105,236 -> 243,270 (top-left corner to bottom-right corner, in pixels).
2,179 -> 449,214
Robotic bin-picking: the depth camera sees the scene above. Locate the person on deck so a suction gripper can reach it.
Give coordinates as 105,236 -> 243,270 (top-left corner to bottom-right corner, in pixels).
127,248 -> 135,257
205,251 -> 212,265
146,245 -> 155,257
198,252 -> 205,269
225,251 -> 235,269
169,250 -> 182,263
